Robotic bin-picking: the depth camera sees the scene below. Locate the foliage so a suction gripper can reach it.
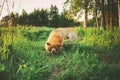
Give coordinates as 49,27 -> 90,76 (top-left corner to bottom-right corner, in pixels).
64,0 -> 91,17
0,5 -> 79,27
0,12 -> 18,27
48,5 -> 59,27
64,0 -> 119,28
59,10 -> 80,27
0,26 -> 120,80
18,9 -> 29,25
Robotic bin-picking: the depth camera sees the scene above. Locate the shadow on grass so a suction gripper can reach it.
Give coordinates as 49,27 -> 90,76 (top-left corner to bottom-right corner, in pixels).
62,42 -> 107,54
99,45 -> 120,65
62,42 -> 120,65
62,43 -> 120,80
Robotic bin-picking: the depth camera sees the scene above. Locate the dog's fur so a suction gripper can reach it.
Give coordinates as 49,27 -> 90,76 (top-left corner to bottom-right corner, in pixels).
45,28 -> 78,53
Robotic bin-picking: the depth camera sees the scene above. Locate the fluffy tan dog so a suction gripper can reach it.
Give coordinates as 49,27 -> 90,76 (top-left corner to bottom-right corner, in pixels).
45,28 -> 78,53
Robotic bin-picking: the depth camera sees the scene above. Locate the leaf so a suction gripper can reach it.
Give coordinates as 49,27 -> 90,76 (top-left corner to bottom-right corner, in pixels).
0,63 -> 5,71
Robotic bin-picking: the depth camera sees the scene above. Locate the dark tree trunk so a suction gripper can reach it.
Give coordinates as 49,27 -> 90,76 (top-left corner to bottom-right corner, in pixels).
105,11 -> 109,29
84,9 -> 87,28
118,0 -> 120,27
101,0 -> 105,29
109,0 -> 113,29
84,0 -> 88,28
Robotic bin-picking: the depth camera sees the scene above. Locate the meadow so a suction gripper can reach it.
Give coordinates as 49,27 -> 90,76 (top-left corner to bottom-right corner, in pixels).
0,26 -> 120,80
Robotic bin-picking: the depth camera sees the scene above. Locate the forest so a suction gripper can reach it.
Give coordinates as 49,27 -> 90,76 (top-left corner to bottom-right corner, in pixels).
0,5 -> 79,27
0,0 -> 120,80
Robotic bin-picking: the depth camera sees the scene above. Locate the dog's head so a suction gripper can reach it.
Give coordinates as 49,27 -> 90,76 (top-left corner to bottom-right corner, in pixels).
45,42 -> 62,53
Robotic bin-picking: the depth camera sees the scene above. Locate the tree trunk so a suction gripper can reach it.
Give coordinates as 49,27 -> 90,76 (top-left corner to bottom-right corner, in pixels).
118,0 -> 120,27
84,0 -> 88,28
100,15 -> 103,29
109,14 -> 112,29
101,0 -> 105,29
105,12 -> 109,29
84,9 -> 87,28
93,0 -> 99,28
109,0 -> 113,29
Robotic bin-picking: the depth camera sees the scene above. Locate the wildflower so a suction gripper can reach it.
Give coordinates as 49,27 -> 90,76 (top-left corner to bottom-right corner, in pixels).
23,64 -> 27,68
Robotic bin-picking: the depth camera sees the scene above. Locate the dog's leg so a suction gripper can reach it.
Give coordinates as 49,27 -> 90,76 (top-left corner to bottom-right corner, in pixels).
68,34 -> 78,44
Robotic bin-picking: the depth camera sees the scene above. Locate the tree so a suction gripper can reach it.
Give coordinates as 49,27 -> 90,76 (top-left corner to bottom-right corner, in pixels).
8,12 -> 18,27
93,0 -> 99,28
118,0 -> 120,27
109,0 -> 113,29
59,9 -> 75,27
93,0 -> 118,29
0,12 -> 18,27
48,5 -> 59,27
28,8 -> 41,26
64,0 -> 91,28
38,9 -> 48,26
0,15 -> 9,27
18,9 -> 28,25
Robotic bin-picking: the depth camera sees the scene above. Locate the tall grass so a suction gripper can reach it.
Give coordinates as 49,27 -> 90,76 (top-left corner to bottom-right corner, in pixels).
0,26 -> 120,80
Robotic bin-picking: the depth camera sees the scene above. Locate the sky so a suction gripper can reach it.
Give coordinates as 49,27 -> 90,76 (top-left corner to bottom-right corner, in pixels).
0,0 -> 65,20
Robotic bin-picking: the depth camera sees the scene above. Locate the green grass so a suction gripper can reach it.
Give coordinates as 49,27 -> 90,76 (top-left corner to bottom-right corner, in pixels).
0,26 -> 120,80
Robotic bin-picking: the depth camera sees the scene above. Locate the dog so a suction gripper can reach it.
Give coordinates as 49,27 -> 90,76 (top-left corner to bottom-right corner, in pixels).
45,28 -> 78,53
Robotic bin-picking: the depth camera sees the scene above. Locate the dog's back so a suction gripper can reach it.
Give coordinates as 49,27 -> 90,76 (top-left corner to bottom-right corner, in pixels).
45,28 -> 78,53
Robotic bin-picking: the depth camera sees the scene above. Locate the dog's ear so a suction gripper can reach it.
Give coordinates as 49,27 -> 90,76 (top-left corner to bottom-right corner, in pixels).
46,42 -> 51,45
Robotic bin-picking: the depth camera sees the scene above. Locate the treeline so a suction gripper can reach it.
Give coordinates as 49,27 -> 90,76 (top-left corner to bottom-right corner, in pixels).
1,0 -> 119,29
0,5 -> 79,27
65,0 -> 120,29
